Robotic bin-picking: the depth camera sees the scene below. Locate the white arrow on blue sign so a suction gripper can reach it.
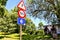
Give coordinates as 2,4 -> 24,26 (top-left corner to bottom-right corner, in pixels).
17,17 -> 26,25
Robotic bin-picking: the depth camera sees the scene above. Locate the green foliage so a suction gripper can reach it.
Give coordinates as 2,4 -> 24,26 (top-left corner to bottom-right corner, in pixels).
38,22 -> 43,29
0,0 -> 8,6
26,0 -> 60,23
0,4 -> 18,34
0,5 -> 6,17
0,0 -> 53,40
27,0 -> 34,4
0,5 -> 36,35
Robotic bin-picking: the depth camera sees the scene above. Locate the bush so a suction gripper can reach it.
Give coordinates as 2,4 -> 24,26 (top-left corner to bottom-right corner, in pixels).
35,30 -> 44,36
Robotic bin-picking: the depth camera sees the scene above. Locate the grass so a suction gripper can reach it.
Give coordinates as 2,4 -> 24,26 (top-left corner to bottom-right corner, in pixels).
0,38 -> 19,40
0,34 -> 59,40
0,32 -> 27,40
0,31 -> 60,40
0,33 -> 19,40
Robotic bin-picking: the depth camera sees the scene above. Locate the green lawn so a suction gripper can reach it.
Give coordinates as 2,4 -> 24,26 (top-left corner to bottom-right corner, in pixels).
0,38 -> 19,40
0,31 -> 51,40
0,32 -> 60,40
0,33 -> 19,40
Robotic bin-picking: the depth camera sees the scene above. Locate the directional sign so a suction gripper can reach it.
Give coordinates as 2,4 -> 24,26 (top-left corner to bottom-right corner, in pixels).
17,17 -> 26,25
18,10 -> 26,18
17,1 -> 26,11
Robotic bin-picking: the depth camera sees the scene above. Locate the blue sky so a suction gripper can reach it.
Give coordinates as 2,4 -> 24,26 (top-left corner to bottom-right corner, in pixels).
6,0 -> 47,27
6,0 -> 26,10
6,0 -> 20,10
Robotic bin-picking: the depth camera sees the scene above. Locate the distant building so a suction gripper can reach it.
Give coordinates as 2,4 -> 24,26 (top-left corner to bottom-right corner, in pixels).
43,24 -> 60,34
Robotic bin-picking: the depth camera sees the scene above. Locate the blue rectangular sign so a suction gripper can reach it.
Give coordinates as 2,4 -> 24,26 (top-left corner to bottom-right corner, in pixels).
17,17 -> 26,25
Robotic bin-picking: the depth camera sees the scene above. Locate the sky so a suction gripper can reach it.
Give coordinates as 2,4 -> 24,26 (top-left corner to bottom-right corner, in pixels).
6,0 -> 47,27
6,0 -> 20,10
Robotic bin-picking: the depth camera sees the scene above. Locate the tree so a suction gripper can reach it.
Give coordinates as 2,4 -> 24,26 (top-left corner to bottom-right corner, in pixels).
0,0 -> 36,36
38,22 -> 43,29
24,18 -> 36,33
0,0 -> 8,17
0,6 -> 19,34
9,7 -> 36,34
0,0 -> 8,6
26,0 -> 60,24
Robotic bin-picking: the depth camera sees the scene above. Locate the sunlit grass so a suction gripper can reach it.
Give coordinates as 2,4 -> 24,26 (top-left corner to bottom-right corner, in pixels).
0,38 -> 19,40
0,33 -> 19,40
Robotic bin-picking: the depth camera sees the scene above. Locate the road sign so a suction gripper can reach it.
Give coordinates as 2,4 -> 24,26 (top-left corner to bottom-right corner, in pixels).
17,1 -> 26,11
17,17 -> 26,25
18,10 -> 26,18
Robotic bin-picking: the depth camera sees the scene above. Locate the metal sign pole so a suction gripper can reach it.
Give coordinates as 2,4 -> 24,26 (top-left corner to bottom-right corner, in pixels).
20,25 -> 22,40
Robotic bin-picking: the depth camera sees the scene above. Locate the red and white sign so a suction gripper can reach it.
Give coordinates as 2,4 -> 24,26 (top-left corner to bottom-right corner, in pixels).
18,10 -> 26,18
17,1 -> 26,11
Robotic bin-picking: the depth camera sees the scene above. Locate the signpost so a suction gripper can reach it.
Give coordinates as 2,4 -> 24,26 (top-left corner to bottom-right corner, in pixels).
17,0 -> 26,40
20,25 -> 22,40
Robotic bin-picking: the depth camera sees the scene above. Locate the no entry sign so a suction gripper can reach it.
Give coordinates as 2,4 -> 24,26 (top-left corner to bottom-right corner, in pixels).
18,10 -> 26,18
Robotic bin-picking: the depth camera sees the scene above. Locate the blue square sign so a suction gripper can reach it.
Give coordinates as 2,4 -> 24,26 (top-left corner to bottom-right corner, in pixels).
17,17 -> 26,25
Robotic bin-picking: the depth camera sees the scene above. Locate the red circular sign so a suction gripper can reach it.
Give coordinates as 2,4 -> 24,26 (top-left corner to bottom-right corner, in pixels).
18,10 -> 26,18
